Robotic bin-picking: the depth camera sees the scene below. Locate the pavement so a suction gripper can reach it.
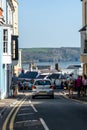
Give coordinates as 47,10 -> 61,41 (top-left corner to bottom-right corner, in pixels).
62,89 -> 87,103
0,90 -> 87,118
0,92 -> 25,118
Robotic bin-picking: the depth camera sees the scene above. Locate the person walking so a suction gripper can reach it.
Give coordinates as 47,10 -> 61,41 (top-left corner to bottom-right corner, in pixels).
82,74 -> 87,96
75,75 -> 82,97
67,74 -> 75,98
12,73 -> 18,97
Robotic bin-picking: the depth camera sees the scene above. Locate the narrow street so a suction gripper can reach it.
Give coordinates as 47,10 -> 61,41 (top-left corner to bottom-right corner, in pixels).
1,90 -> 87,130
0,1 -> 87,130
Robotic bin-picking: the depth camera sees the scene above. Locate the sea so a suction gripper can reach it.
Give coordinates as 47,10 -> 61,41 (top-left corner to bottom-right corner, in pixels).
22,61 -> 81,70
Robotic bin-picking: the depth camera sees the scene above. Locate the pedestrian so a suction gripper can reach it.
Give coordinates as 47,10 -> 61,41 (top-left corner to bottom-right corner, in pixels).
82,74 -> 87,96
67,74 -> 75,98
11,73 -> 18,97
75,75 -> 82,97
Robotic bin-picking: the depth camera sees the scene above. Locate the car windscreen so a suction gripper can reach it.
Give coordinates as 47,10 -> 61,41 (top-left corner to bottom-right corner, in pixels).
35,80 -> 51,85
36,75 -> 46,79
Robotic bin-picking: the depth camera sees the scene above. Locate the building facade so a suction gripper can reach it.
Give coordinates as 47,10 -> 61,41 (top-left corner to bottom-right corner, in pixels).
0,0 -> 19,99
12,0 -> 19,76
80,0 -> 87,75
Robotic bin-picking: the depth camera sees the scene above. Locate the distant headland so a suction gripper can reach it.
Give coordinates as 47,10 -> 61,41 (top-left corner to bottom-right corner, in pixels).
20,47 -> 80,64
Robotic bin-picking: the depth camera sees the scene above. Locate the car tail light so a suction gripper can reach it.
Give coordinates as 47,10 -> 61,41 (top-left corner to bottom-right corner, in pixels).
50,86 -> 55,89
32,86 -> 36,89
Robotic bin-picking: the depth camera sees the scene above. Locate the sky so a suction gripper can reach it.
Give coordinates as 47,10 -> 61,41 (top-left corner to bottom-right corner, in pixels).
18,0 -> 82,48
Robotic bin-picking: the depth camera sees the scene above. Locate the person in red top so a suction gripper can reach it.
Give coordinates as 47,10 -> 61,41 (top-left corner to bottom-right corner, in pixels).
75,75 -> 82,97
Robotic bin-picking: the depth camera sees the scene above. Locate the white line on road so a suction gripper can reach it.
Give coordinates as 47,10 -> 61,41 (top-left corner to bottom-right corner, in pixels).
17,113 -> 34,116
40,118 -> 50,130
21,108 -> 30,110
16,119 -> 38,124
29,100 -> 38,112
29,100 -> 49,130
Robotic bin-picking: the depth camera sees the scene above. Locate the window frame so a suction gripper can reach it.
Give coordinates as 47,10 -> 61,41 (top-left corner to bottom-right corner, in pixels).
3,29 -> 8,53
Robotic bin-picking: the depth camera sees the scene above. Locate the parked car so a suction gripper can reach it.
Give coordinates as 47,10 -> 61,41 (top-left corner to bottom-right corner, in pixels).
48,73 -> 66,89
18,71 -> 39,80
18,71 -> 39,90
36,73 -> 49,79
24,71 -> 39,79
23,79 -> 34,90
32,79 -> 54,99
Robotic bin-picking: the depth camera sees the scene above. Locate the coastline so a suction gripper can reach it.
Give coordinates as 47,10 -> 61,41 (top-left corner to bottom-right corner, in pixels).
22,61 -> 81,70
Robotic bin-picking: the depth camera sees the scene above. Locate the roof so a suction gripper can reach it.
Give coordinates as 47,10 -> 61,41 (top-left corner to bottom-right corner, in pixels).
79,25 -> 87,32
66,65 -> 81,69
36,65 -> 51,70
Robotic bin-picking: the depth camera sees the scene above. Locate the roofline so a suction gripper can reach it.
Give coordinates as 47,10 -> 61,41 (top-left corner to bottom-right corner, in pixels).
79,25 -> 87,32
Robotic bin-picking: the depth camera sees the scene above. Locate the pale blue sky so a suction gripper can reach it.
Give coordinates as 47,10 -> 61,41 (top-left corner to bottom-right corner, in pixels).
18,0 -> 82,48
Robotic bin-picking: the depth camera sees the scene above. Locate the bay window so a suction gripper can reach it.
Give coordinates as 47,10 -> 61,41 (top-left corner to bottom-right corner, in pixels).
3,29 -> 8,53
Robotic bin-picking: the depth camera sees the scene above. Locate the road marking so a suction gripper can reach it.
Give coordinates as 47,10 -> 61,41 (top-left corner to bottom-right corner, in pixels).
40,118 -> 49,130
2,97 -> 25,130
10,101 -> 18,107
29,100 -> 38,112
15,119 -> 38,124
9,98 -> 26,130
17,113 -> 34,116
21,108 -> 30,110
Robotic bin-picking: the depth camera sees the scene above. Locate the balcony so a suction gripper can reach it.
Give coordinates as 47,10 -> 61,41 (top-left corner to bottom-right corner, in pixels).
0,7 -> 4,24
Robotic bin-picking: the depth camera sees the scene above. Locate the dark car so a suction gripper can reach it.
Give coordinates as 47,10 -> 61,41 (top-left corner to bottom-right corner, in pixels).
18,71 -> 39,90
24,71 -> 39,79
18,71 -> 39,79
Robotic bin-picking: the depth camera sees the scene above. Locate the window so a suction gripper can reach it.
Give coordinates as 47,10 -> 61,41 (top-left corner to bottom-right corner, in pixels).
3,29 -> 8,53
35,80 -> 51,85
12,40 -> 16,59
84,40 -> 87,53
11,35 -> 18,60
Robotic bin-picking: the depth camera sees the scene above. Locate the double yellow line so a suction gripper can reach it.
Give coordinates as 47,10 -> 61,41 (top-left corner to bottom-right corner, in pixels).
2,97 -> 26,130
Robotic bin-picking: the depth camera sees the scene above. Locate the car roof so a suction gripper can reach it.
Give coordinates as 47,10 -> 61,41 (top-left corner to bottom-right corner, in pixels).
18,71 -> 39,79
48,73 -> 62,79
34,79 -> 51,82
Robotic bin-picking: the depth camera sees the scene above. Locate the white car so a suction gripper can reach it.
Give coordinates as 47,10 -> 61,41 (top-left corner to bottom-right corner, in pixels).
32,79 -> 54,99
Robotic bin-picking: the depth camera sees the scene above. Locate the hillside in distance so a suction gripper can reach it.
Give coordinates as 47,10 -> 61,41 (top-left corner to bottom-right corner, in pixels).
21,47 -> 80,64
